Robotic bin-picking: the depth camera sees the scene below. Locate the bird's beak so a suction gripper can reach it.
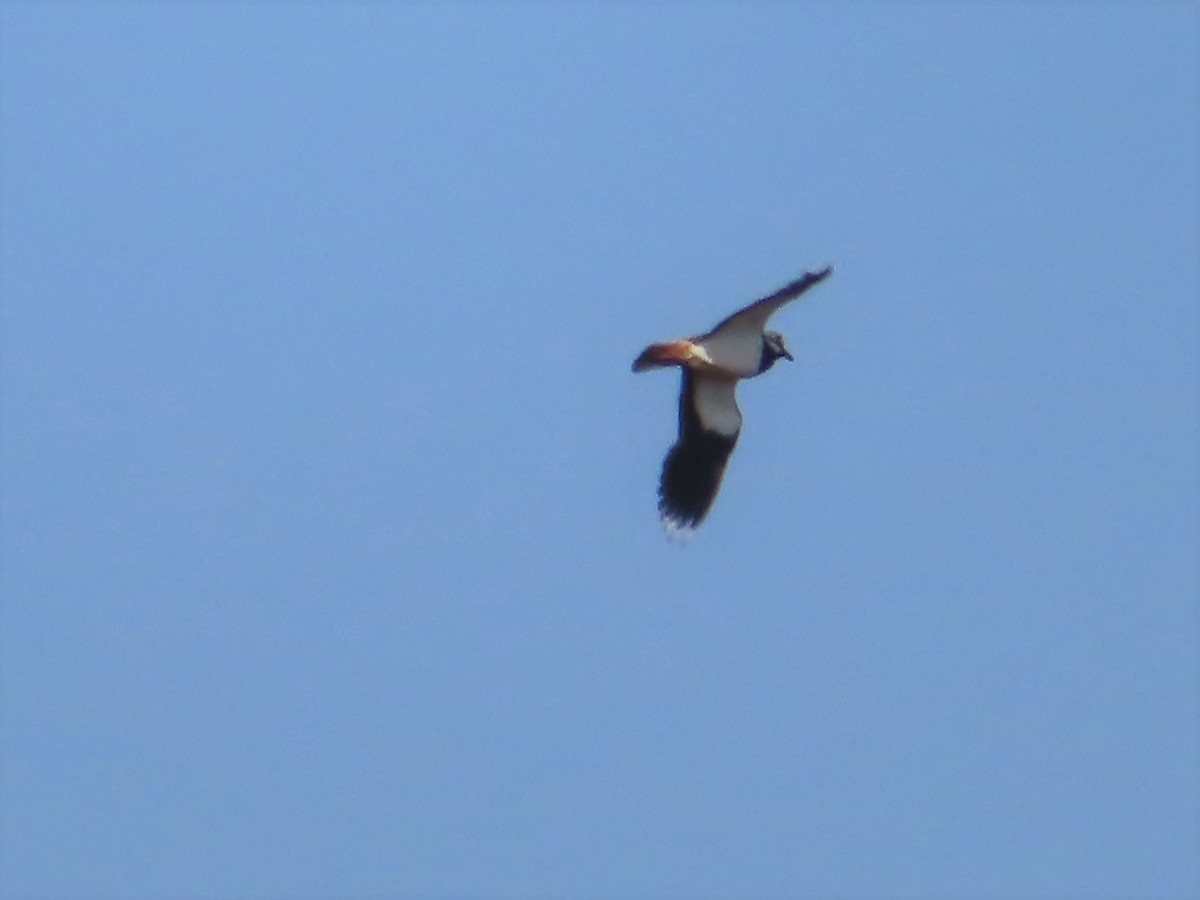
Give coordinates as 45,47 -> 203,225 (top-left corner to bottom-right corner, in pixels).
781,348 -> 794,362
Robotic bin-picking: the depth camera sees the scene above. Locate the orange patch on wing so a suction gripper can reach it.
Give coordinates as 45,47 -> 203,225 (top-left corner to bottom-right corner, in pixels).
633,340 -> 697,372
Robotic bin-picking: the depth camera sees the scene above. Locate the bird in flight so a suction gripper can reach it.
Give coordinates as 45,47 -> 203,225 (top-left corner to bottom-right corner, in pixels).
632,267 -> 834,532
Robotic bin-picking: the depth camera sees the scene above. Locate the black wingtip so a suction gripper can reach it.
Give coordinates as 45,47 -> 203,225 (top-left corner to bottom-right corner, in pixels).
799,265 -> 834,287
765,266 -> 835,305
656,429 -> 738,533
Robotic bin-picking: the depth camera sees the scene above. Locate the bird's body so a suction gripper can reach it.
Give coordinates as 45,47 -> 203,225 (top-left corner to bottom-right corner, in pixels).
633,267 -> 833,531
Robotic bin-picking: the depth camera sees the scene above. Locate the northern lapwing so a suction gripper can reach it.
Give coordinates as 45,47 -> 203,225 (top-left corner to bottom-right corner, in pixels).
633,267 -> 833,532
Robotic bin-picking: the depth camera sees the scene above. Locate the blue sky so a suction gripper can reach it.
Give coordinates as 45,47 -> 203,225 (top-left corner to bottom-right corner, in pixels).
2,4 -> 1197,898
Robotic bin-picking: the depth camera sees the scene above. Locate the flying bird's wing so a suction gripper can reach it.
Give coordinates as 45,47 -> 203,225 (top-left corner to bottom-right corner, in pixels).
657,371 -> 742,530
705,266 -> 834,339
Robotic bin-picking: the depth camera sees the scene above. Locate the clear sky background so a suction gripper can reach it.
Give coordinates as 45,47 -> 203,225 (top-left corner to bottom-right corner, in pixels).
2,4 -> 1197,899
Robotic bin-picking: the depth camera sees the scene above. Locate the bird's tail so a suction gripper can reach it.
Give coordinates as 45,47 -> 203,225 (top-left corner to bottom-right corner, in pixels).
632,340 -> 697,373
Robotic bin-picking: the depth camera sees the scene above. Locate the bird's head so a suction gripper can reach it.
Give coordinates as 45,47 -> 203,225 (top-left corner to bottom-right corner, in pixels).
760,331 -> 794,372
